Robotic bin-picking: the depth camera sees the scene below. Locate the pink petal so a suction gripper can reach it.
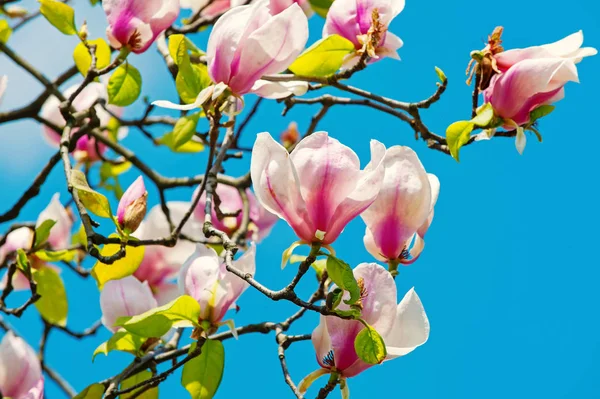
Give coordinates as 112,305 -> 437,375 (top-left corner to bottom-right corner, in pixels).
247,190 -> 279,242
214,244 -> 256,321
36,194 -> 72,250
100,276 -> 158,332
192,183 -> 244,235
0,227 -> 33,266
385,288 -> 430,358
117,176 -> 146,225
0,332 -> 43,398
311,315 -> 333,368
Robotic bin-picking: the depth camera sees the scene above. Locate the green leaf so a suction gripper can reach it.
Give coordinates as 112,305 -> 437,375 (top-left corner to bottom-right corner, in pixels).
172,113 -> 201,149
289,35 -> 355,77
169,34 -> 205,66
434,66 -> 447,84
325,255 -> 360,305
15,248 -> 31,276
100,161 -> 132,183
120,370 -> 158,399
281,241 -> 304,270
471,103 -> 495,128
108,63 -> 142,106
34,249 -> 77,262
70,169 -> 113,218
176,62 -> 211,104
34,219 -> 56,249
73,38 -> 111,77
529,105 -> 555,123
33,266 -> 68,326
38,0 -> 77,35
446,121 -> 474,162
308,0 -> 334,17
158,132 -> 205,153
115,295 -> 201,338
354,325 -> 387,365
92,236 -> 145,289
73,383 -> 105,399
182,340 -> 225,399
93,330 -> 147,361
0,19 -> 12,44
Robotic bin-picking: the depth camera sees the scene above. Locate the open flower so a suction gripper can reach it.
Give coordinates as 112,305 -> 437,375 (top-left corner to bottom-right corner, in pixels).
302,263 -> 429,391
100,276 -> 158,332
103,0 -> 180,54
361,146 -> 439,267
323,0 -> 405,64
117,176 -> 148,234
135,202 -> 197,305
192,184 -> 278,242
41,82 -> 126,163
251,132 -> 385,244
0,332 -> 44,399
178,244 -> 255,324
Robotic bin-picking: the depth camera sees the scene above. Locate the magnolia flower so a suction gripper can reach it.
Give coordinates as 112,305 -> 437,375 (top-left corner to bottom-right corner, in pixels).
41,82 -> 126,163
251,132 -> 385,245
0,332 -> 44,399
323,0 -> 405,64
180,0 -> 244,18
269,0 -> 313,16
302,263 -> 429,392
361,147 -> 439,266
100,276 -> 158,332
192,184 -> 278,242
36,193 -> 73,250
0,76 -> 7,105
153,0 -> 309,110
494,31 -> 597,73
117,176 -> 148,234
103,0 -> 179,54
135,202 -> 197,305
178,244 -> 255,324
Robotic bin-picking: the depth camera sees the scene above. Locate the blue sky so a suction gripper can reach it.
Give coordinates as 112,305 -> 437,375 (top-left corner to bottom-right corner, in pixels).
1,0 -> 599,398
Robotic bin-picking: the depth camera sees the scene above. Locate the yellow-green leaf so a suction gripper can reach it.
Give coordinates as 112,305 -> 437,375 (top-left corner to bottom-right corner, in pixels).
308,0 -> 334,17
176,62 -> 211,104
326,255 -> 360,305
354,325 -> 386,365
115,295 -> 201,338
100,161 -> 132,183
15,248 -> 31,276
108,63 -> 142,106
168,34 -> 205,66
289,35 -> 355,77
435,66 -> 447,84
34,219 -> 56,249
92,237 -> 145,289
39,0 -> 77,35
471,103 -> 495,128
73,383 -> 105,399
34,249 -> 77,262
121,370 -> 158,399
446,121 -> 474,162
93,330 -> 146,361
73,38 -> 111,77
71,169 -> 112,218
529,104 -> 555,123
182,340 -> 225,399
172,113 -> 200,149
0,19 -> 12,44
33,266 -> 68,326
158,132 -> 205,153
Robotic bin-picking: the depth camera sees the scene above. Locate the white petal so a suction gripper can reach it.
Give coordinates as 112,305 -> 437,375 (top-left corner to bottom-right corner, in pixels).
385,288 -> 430,359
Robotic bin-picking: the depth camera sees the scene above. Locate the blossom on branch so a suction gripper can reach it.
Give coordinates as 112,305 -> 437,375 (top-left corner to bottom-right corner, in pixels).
103,0 -> 180,54
0,332 -> 44,399
117,176 -> 148,234
100,276 -> 158,332
251,132 -> 385,245
361,146 -> 439,268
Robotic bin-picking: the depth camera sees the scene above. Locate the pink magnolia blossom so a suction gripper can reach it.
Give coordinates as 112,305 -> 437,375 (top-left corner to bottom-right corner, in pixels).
0,332 -> 44,399
100,276 -> 158,332
0,76 -> 7,105
494,31 -> 597,73
178,244 -> 255,324
36,193 -> 73,250
180,0 -> 244,18
103,0 -> 180,54
305,263 -> 429,385
269,0 -> 313,16
117,176 -> 148,233
323,0 -> 405,63
135,202 -> 197,305
251,132 -> 385,244
41,82 -> 126,163
361,146 -> 439,265
192,184 -> 278,242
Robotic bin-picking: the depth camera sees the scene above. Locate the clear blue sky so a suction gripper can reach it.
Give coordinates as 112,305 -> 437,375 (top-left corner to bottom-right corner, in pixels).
1,0 -> 599,398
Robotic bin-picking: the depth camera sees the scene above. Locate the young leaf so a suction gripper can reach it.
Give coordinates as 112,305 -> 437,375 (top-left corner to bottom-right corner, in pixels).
34,249 -> 77,262
446,121 -> 475,162
73,383 -> 105,399
158,132 -> 205,153
169,34 -> 206,66
39,0 -> 77,35
308,0 -> 334,17
354,325 -> 387,365
325,255 -> 360,305
289,35 -> 355,77
33,266 -> 68,326
34,219 -> 56,249
108,63 -> 142,106
15,249 -> 31,276
172,113 -> 201,149
100,161 -> 132,183
181,340 -> 225,399
73,38 -> 111,77
71,169 -> 112,218
92,330 -> 147,361
471,103 -> 495,128
92,237 -> 145,289
120,370 -> 158,399
434,66 -> 447,84
176,62 -> 211,104
0,19 -> 12,44
529,105 -> 555,123
115,295 -> 201,338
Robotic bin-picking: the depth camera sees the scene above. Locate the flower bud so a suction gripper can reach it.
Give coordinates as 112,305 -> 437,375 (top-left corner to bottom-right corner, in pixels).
4,5 -> 28,18
280,122 -> 299,149
117,176 -> 148,234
